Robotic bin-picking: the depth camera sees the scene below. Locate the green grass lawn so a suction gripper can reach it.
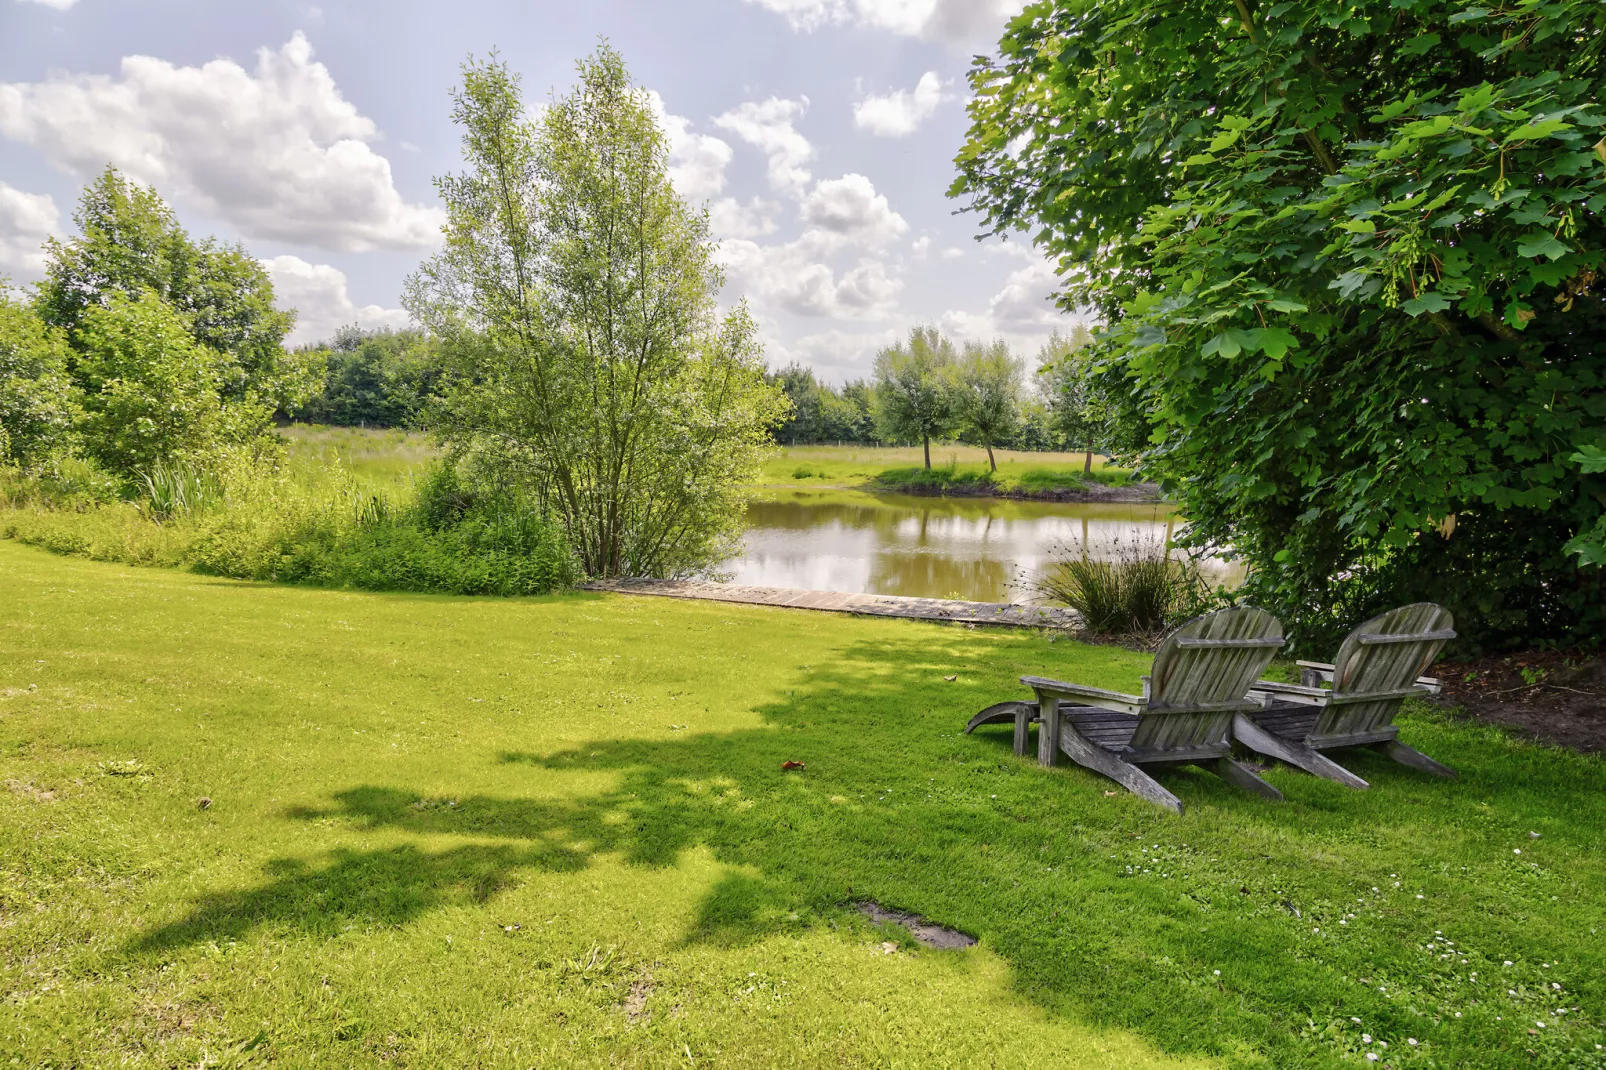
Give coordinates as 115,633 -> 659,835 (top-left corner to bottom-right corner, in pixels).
278,424 -> 439,495
2,541 -> 1602,1068
762,444 -> 1120,490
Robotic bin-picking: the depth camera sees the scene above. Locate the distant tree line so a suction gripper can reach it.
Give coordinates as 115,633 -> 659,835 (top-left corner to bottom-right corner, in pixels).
767,323 -> 1139,468
287,325 -> 440,428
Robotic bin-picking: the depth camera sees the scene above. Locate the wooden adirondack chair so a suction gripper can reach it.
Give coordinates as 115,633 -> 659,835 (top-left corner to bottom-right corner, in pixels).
1234,603 -> 1456,789
964,607 -> 1287,814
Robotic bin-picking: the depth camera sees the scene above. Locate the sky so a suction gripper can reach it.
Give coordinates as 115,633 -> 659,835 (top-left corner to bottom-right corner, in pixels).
0,0 -> 1078,383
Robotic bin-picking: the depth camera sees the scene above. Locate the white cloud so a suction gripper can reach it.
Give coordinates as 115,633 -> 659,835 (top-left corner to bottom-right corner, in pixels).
18,0 -> 79,9
263,255 -> 410,346
645,90 -> 734,205
714,97 -> 814,196
719,233 -> 902,321
771,326 -> 900,382
744,0 -> 1026,43
709,197 -> 779,240
853,71 -> 943,137
800,173 -> 906,245
0,32 -> 443,252
940,258 -> 1080,353
0,182 -> 59,282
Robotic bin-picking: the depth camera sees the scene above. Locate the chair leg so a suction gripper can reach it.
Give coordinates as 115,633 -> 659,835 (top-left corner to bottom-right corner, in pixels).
1037,696 -> 1061,768
1372,740 -> 1457,779
1212,757 -> 1284,801
1233,714 -> 1370,790
1056,721 -> 1183,814
1013,703 -> 1034,757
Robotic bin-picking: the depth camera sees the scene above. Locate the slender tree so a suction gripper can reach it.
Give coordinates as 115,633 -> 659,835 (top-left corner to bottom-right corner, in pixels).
950,339 -> 1021,471
873,326 -> 956,469
1035,326 -> 1102,472
406,46 -> 787,578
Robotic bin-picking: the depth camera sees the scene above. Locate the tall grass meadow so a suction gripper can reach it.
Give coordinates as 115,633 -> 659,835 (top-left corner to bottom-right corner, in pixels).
0,447 -> 578,597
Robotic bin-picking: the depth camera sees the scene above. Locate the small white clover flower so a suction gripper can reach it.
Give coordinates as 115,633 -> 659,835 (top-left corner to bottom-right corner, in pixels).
1351,1017 -> 1362,1024
1416,894 -> 1425,899
1504,960 -> 1514,966
1537,1021 -> 1547,1029
1454,1012 -> 1462,1018
1213,970 -> 1220,976
1362,1034 -> 1372,1043
1408,1038 -> 1419,1047
1513,848 -> 1521,855
1552,982 -> 1562,990
1366,1054 -> 1378,1063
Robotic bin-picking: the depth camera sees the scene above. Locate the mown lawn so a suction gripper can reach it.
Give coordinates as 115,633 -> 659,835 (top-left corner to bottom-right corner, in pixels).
1,541 -> 1602,1068
761,444 -> 1116,489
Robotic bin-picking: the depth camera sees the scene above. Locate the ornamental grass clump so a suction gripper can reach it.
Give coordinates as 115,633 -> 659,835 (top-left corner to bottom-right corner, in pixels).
1034,536 -> 1213,636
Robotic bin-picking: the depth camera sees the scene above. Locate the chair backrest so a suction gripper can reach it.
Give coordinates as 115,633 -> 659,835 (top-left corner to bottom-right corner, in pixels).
1315,602 -> 1454,739
1128,607 -> 1284,753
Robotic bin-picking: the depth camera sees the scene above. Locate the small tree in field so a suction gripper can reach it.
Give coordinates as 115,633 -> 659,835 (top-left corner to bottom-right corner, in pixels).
406,47 -> 787,578
951,339 -> 1021,471
1036,326 -> 1104,472
873,326 -> 956,469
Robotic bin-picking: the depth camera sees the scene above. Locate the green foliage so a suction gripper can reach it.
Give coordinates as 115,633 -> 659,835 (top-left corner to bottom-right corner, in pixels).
873,326 -> 957,469
0,291 -> 79,468
955,0 -> 1606,650
1034,537 -> 1213,635
407,47 -> 786,579
767,363 -> 878,445
292,325 -> 441,428
74,290 -> 267,478
36,167 -> 317,414
139,460 -> 223,522
950,340 -> 1022,471
1,450 -> 576,598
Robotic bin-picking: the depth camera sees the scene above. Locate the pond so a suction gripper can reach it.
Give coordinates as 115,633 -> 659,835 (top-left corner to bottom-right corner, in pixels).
729,489 -> 1238,604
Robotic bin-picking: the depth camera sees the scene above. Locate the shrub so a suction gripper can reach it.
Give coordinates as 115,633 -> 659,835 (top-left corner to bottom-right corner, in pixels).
3,451 -> 578,599
1034,536 -> 1218,636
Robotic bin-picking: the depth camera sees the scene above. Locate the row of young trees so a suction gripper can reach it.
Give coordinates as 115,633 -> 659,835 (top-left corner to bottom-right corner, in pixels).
768,325 -> 1129,468
1,169 -> 316,481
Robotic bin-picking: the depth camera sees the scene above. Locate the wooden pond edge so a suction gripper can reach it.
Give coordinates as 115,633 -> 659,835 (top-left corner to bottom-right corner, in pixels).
583,578 -> 1080,630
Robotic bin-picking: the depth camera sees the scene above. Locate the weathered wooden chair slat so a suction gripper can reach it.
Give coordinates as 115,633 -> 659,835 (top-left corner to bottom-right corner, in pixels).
965,606 -> 1287,814
1235,602 -> 1457,788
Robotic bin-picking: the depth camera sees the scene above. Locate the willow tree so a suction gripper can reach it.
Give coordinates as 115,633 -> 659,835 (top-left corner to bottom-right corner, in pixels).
954,0 -> 1606,649
406,47 -> 787,578
873,326 -> 957,469
950,339 -> 1021,471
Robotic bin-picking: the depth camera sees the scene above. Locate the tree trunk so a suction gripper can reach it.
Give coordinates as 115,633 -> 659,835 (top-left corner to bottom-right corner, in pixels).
986,443 -> 997,472
1083,450 -> 1094,474
923,434 -> 931,469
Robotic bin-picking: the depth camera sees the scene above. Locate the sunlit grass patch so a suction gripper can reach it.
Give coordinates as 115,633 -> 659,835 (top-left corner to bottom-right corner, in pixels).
1,542 -> 1602,1067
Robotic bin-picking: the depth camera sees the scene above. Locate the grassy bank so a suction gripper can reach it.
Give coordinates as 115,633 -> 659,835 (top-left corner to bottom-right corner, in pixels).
2,542 -> 1602,1067
276,430 -> 1137,500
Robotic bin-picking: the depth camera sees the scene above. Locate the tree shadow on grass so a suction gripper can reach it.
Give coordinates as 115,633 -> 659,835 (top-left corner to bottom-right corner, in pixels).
127,628 -> 1606,1061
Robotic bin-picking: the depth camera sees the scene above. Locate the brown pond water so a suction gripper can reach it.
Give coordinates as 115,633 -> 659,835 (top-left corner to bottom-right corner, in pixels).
730,490 -> 1240,604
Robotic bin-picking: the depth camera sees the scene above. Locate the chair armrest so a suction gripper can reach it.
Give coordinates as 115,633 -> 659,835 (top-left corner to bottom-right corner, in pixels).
1249,681 -> 1330,707
1291,658 -> 1445,690
1020,675 -> 1146,715
1294,661 -> 1442,694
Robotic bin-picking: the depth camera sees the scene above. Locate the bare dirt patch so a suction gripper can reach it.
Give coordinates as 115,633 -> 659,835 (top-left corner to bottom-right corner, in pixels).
856,902 -> 977,950
1431,651 -> 1605,753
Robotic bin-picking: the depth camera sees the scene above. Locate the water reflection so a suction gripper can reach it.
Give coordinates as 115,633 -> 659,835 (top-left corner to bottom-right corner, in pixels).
729,490 -> 1234,603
